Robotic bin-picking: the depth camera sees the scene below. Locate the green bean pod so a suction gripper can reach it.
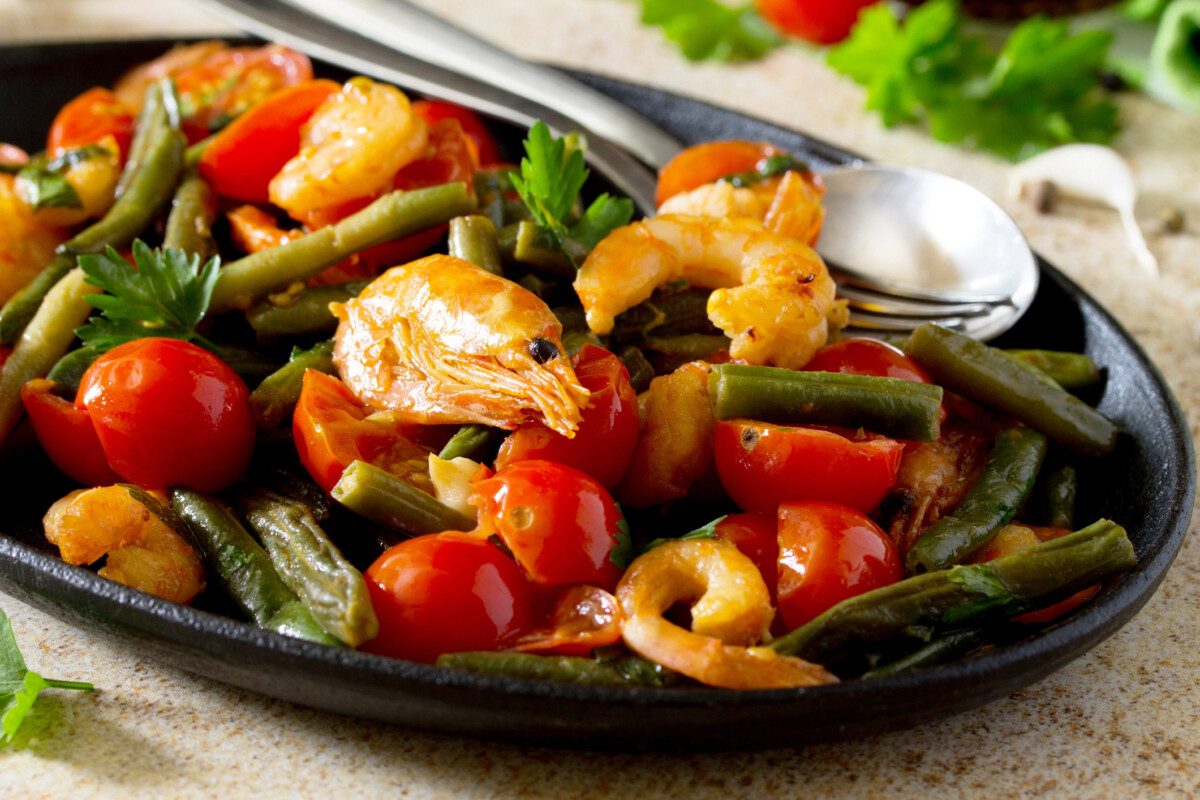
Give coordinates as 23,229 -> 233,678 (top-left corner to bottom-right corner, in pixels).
245,281 -> 368,341
906,426 -> 1048,573
448,215 -> 503,275
45,346 -> 103,395
608,288 -> 715,344
1006,349 -> 1102,391
903,324 -> 1118,456
210,183 -> 474,313
169,487 -> 340,646
332,460 -> 476,536
769,519 -> 1134,664
617,346 -> 655,394
162,169 -> 217,260
437,424 -> 503,462
234,488 -> 378,647
249,340 -> 336,428
1035,461 -> 1078,530
436,652 -> 652,687
862,629 -> 990,678
708,363 -> 943,442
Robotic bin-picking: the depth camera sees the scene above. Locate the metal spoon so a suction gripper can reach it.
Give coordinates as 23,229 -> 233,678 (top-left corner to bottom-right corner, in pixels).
195,0 -> 1040,338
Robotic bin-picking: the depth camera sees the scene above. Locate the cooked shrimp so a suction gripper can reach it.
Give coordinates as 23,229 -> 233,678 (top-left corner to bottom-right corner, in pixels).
43,486 -> 205,605
269,76 -> 428,220
574,215 -> 847,370
333,254 -> 590,436
0,173 -> 70,305
617,539 -> 837,689
657,169 -> 825,246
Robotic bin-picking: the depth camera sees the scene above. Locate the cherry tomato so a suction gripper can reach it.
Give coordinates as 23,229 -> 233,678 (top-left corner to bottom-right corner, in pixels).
21,378 -> 121,486
472,460 -> 625,590
46,87 -> 135,160
513,584 -> 623,657
411,100 -> 501,166
970,524 -> 1100,624
805,338 -> 933,383
292,370 -> 431,493
75,338 -> 255,492
495,345 -> 639,490
198,79 -> 340,203
0,144 -> 29,168
714,419 -> 904,515
392,118 -> 476,194
755,0 -> 881,45
362,532 -> 533,663
776,501 -> 902,629
713,512 -> 779,600
655,140 -> 784,207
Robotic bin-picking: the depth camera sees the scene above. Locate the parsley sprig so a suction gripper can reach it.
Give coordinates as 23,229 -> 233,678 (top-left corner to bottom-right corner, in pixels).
638,0 -> 781,62
0,606 -> 93,745
510,122 -> 633,268
76,239 -> 220,351
609,513 -> 728,570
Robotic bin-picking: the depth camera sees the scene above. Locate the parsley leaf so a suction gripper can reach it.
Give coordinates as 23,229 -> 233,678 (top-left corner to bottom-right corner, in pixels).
639,0 -> 781,62
76,240 -> 221,351
15,165 -> 81,212
941,563 -> 1031,624
510,122 -> 633,267
828,0 -> 1120,161
0,606 -> 92,746
609,511 -> 636,570
637,514 -> 728,555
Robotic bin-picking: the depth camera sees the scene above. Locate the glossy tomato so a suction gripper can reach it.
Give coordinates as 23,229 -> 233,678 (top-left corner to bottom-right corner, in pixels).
292,369 -> 431,493
494,345 -> 638,490
513,584 -> 623,657
21,378 -> 121,486
713,512 -> 779,600
714,419 -> 904,515
776,501 -> 902,629
804,338 -> 947,426
755,0 -> 880,44
75,338 -> 255,492
655,140 -> 784,207
412,100 -> 501,166
362,532 -> 533,664
472,460 -> 625,590
46,87 -> 135,160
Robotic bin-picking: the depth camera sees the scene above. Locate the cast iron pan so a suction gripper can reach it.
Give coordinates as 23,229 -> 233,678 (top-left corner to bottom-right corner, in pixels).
0,39 -> 1192,752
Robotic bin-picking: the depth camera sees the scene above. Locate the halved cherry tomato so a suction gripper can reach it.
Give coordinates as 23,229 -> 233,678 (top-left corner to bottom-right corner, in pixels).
513,584 -> 623,656
655,140 -> 784,207
714,419 -> 904,515
411,100 -> 501,166
46,87 -> 135,161
198,79 -> 339,204
713,512 -> 779,600
362,532 -> 533,664
495,345 -> 639,490
75,338 -> 255,492
970,524 -> 1100,624
472,460 -> 625,590
21,378 -> 121,486
292,370 -> 431,493
755,0 -> 881,45
776,501 -> 902,630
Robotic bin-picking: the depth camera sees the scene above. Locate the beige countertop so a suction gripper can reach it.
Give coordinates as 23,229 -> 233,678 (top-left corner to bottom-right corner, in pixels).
1,0 -> 1199,797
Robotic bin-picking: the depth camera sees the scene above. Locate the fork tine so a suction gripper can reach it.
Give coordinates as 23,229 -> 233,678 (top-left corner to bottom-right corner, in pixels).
838,286 -> 994,319
825,260 -> 1014,307
844,311 -> 969,334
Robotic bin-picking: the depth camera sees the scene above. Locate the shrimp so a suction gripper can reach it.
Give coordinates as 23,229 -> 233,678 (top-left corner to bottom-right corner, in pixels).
333,254 -> 590,436
656,169 -> 825,246
617,539 -> 837,689
43,486 -> 205,605
269,76 -> 428,220
574,214 -> 847,370
0,172 -> 70,305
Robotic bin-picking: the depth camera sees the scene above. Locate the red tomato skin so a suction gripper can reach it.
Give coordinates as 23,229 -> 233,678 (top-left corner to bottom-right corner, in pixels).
46,87 -> 135,160
755,0 -> 880,44
655,140 -> 783,207
76,338 -> 255,493
714,512 -> 780,600
471,460 -> 624,590
494,345 -> 639,490
411,100 -> 501,166
804,338 -> 948,426
361,533 -> 533,663
776,501 -> 902,630
21,379 -> 121,486
0,144 -> 29,167
714,420 -> 904,515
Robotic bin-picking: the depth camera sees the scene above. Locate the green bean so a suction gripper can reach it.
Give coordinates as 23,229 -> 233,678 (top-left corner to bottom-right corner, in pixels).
862,629 -> 990,678
45,346 -> 103,395
498,220 -> 587,277
234,488 -> 378,647
769,519 -> 1134,664
251,462 -> 335,522
115,82 -> 165,198
475,168 -> 530,229
1006,349 -> 1102,391
608,288 -> 715,344
617,345 -> 655,393
437,424 -> 503,461
0,269 -> 100,447
903,324 -> 1118,456
448,215 -> 503,275
643,334 -> 729,362
332,460 -> 476,536
210,183 -> 473,313
245,281 -> 369,341
249,340 -> 336,428
169,487 -> 340,646
162,169 -> 216,260
1034,461 -> 1078,530
184,135 -> 213,168
436,652 -> 656,687
906,427 -> 1048,573
206,344 -> 282,386
708,363 -> 943,442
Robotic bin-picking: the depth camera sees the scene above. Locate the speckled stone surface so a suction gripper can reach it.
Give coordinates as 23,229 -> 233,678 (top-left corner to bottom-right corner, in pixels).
0,1 -> 1198,797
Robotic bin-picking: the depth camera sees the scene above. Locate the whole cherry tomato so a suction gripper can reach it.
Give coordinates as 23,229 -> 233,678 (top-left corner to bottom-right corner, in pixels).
655,140 -> 784,207
755,0 -> 880,45
804,338 -> 947,425
776,501 -> 902,629
21,378 -> 121,486
362,532 -> 533,664
292,370 -> 431,493
494,345 -> 639,490
46,87 -> 136,161
713,512 -> 780,600
714,419 -> 904,515
411,100 -> 502,166
75,338 -> 255,492
472,460 -> 625,590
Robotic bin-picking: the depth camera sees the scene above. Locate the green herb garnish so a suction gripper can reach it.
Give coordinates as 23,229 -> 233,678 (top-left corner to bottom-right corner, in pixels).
637,0 -> 781,62
0,606 -> 93,745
